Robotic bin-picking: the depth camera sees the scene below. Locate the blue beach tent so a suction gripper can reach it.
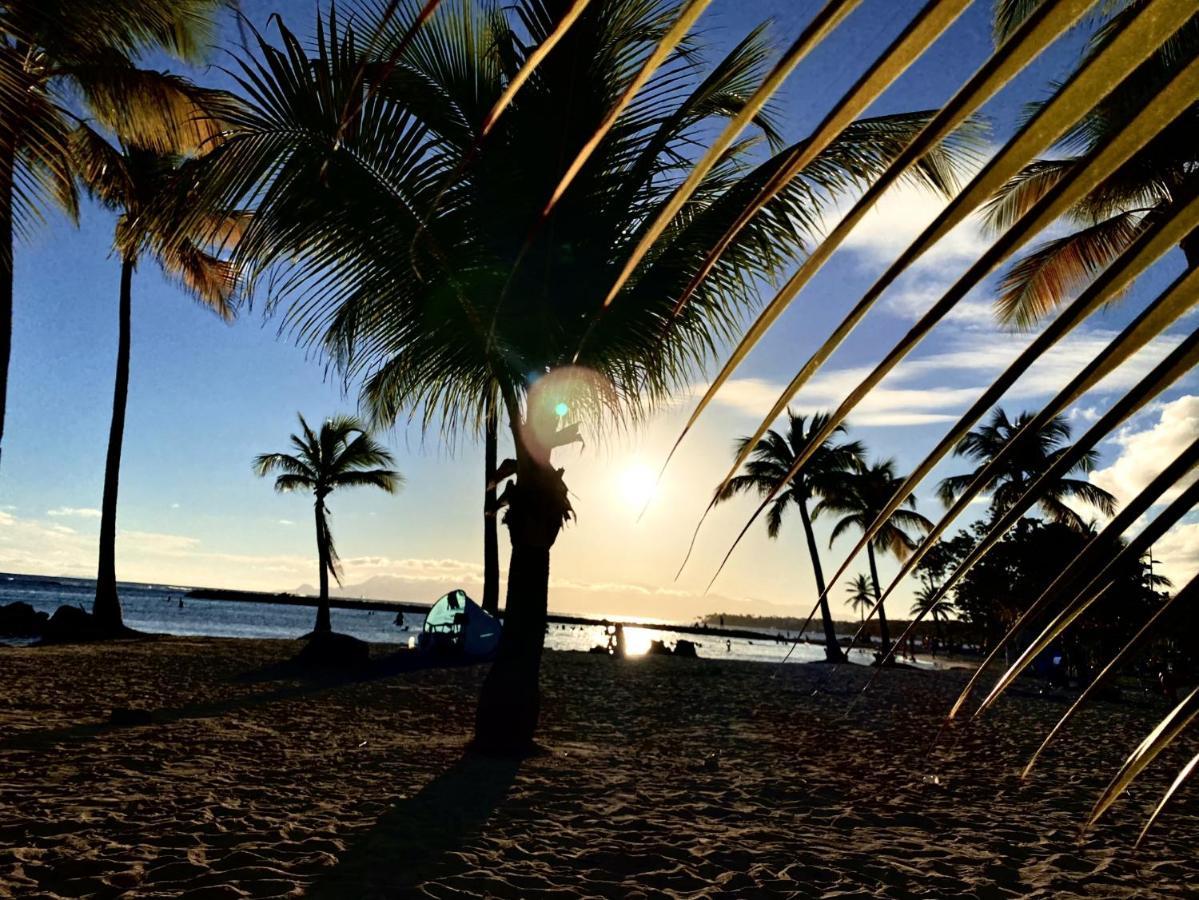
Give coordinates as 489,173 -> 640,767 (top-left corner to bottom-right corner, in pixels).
412,589 -> 501,659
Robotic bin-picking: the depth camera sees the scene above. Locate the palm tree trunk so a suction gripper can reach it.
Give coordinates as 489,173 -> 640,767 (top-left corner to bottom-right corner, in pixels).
798,499 -> 845,663
93,256 -> 135,631
0,145 -> 13,473
314,499 -> 332,633
482,393 -> 500,615
1181,226 -> 1199,269
475,449 -> 567,755
866,544 -> 891,660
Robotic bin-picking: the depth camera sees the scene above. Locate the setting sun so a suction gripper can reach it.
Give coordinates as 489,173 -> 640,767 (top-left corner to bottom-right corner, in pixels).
619,462 -> 658,510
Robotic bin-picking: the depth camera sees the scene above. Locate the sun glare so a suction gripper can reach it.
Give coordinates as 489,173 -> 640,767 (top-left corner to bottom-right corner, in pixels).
619,462 -> 658,510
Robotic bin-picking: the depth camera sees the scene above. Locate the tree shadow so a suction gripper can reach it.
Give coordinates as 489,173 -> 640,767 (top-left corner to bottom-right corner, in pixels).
0,647 -> 480,753
305,751 -> 521,898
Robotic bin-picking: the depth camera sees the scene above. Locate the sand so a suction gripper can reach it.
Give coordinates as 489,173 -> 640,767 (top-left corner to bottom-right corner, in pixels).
0,637 -> 1195,898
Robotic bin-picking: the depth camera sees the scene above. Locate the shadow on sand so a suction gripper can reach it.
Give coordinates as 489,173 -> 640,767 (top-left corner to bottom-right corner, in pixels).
0,644 -> 479,753
305,751 -> 521,898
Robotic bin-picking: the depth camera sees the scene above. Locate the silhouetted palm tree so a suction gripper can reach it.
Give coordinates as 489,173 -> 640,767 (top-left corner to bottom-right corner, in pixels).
73,126 -> 239,631
985,2 -> 1198,327
847,573 -> 873,624
255,415 -> 401,634
815,459 -> 932,659
0,0 -> 227,466
937,408 -> 1117,530
195,0 -> 977,751
714,411 -> 864,662
910,582 -> 951,638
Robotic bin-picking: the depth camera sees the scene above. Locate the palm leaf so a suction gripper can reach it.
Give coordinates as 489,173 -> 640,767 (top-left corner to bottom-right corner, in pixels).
1136,751 -> 1199,848
662,0 -> 1099,493
1089,687 -> 1199,830
884,325 -> 1199,674
996,211 -> 1148,327
600,0 -> 863,308
1022,567 -> 1199,781
703,34 -> 1199,592
792,195 -> 1199,629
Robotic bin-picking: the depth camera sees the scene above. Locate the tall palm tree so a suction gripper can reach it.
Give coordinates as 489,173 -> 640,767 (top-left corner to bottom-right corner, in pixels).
194,0 -> 978,751
72,123 -> 240,632
937,408 -> 1117,530
0,0 -> 227,467
847,573 -> 873,624
714,411 -> 864,662
255,415 -> 401,635
984,2 -> 1198,327
815,459 -> 932,659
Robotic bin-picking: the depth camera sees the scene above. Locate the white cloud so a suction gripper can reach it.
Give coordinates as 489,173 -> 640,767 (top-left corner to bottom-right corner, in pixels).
828,181 -> 991,270
277,519 -> 295,526
1091,395 -> 1199,508
1153,522 -> 1199,591
697,330 -> 1189,429
170,503 -> 181,509
46,506 -> 101,519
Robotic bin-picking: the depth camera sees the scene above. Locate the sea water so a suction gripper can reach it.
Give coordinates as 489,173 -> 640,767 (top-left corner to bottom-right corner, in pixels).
0,573 -> 882,665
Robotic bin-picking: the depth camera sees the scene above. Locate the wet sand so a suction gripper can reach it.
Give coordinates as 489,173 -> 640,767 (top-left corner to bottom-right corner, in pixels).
0,637 -> 1195,898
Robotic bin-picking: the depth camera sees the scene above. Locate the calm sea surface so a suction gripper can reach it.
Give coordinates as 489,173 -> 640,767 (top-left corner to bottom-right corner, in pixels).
0,573 -> 885,665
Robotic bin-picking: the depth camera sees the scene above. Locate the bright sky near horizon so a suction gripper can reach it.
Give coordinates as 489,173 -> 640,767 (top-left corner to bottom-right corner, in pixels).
1,0 -> 1195,622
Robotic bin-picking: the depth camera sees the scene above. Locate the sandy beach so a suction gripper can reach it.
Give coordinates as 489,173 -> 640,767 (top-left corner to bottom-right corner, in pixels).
0,637 -> 1195,898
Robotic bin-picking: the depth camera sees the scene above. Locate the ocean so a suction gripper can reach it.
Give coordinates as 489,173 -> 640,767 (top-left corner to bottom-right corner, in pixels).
0,573 -> 883,665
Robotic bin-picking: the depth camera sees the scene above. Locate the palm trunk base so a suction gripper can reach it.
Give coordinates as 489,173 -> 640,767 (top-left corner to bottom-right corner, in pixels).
314,600 -> 332,634
474,460 -> 565,756
92,587 -> 125,633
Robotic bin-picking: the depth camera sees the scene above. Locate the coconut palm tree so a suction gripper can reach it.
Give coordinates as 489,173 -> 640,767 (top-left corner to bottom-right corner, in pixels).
713,412 -> 864,662
936,408 -> 1117,530
910,582 -> 951,636
255,415 -> 401,635
194,0 -> 978,751
0,0 -> 228,467
847,573 -> 873,624
984,2 -> 1198,327
72,124 -> 240,632
814,459 -> 932,659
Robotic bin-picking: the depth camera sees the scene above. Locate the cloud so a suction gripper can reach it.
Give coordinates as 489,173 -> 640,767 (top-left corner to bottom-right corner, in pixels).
697,330 -> 1189,429
1153,522 -> 1199,591
277,519 -> 295,526
1091,395 -> 1199,508
46,507 -> 101,519
828,181 -> 991,270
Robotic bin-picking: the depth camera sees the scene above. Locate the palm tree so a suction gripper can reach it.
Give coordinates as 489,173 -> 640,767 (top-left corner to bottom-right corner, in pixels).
937,408 -> 1117,530
194,0 -> 977,751
0,0 -> 227,467
910,582 -> 951,638
482,389 -> 500,615
255,415 -> 401,635
72,124 -> 240,632
714,412 -> 864,662
815,459 -> 932,660
847,573 -> 873,624
984,2 -> 1198,327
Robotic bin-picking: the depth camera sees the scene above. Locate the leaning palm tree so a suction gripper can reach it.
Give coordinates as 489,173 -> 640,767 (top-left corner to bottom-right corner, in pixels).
984,2 -> 1198,327
194,0 -> 978,751
814,459 -> 932,659
847,573 -> 873,624
0,0 -> 227,467
713,412 -> 864,662
73,124 -> 240,632
936,408 -> 1117,530
255,415 -> 401,635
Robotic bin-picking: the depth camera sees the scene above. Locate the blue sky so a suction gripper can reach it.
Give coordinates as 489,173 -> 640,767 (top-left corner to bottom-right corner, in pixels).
1,0 -> 1195,621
